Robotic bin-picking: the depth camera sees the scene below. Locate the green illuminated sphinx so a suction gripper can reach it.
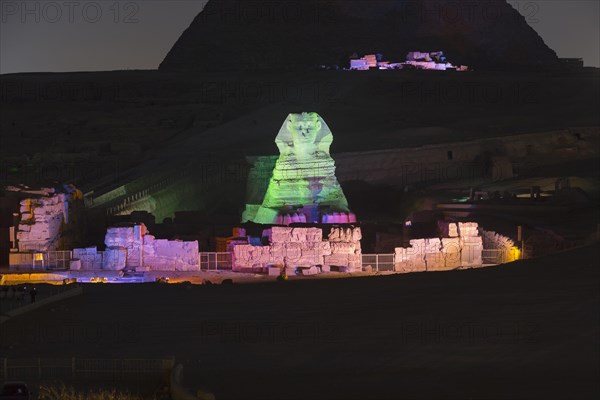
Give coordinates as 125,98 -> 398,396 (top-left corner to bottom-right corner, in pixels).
244,112 -> 350,224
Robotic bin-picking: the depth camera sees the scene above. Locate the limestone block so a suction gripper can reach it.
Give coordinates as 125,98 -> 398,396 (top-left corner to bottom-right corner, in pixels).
461,243 -> 483,266
285,267 -> 297,276
321,241 -> 332,255
270,255 -> 285,266
324,254 -> 349,266
352,227 -> 362,242
424,253 -> 445,271
145,239 -> 199,271
295,255 -> 323,267
69,259 -> 81,270
321,265 -> 331,273
143,234 -> 156,246
268,267 -> 282,276
461,236 -> 483,245
306,228 -> 323,242
301,266 -> 320,275
105,227 -> 137,248
395,247 -> 422,263
299,241 -> 320,252
459,222 -> 479,237
103,248 -> 127,270
271,227 -> 293,243
348,261 -> 362,272
259,246 -> 274,264
441,238 -> 462,254
409,238 -> 441,255
448,223 -> 459,238
283,242 -> 302,264
298,245 -> 323,265
443,247 -> 462,269
330,242 -> 356,255
328,227 -> 361,242
348,253 -> 361,263
93,254 -> 103,269
73,247 -> 97,259
232,245 -> 254,271
290,228 -> 307,242
76,251 -> 102,270
271,243 -> 286,260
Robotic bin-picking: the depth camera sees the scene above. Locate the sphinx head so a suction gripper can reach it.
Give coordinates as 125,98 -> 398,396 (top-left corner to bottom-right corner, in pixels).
286,112 -> 321,148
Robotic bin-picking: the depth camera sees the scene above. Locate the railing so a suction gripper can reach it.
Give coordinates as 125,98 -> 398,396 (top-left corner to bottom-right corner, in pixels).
362,254 -> 395,272
9,251 -> 72,270
0,357 -> 175,383
199,252 -> 232,271
46,251 -> 73,270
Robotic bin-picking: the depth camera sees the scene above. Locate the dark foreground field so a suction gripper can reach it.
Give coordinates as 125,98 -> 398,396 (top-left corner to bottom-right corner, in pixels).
2,245 -> 599,400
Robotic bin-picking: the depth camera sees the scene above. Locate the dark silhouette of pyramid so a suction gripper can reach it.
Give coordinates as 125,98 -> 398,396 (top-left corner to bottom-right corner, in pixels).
160,0 -> 558,71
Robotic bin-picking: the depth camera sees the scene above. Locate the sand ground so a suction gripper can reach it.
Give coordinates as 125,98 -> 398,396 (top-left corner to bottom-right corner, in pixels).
1,245 -> 598,399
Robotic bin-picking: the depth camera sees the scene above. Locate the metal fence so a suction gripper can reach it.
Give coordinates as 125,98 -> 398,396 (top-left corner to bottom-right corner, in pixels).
46,251 -> 72,270
0,357 -> 174,383
362,254 -> 395,272
200,252 -> 232,271
9,251 -> 72,270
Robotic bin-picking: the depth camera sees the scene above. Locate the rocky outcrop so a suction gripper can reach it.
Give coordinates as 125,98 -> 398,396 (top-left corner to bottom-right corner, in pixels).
160,0 -> 557,72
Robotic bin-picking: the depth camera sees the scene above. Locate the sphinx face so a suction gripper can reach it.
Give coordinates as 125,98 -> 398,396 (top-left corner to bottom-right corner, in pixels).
287,113 -> 321,151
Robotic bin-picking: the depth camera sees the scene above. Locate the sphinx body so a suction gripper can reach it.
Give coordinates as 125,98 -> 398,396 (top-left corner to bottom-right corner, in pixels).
247,112 -> 351,224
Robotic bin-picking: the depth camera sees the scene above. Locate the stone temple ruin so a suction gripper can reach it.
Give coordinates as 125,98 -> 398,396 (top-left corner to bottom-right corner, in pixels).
243,112 -> 355,225
7,185 -> 81,252
71,223 -> 198,272
233,225 -> 362,274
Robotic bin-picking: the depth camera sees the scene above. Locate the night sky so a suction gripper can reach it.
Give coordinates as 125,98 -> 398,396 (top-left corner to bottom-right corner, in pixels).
1,0 -> 599,74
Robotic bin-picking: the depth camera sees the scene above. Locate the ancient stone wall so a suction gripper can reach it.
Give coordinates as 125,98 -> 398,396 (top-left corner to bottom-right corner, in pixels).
73,223 -> 198,271
232,226 -> 362,274
246,129 -> 600,195
480,229 -> 520,263
394,222 -> 483,272
16,191 -> 68,252
142,235 -> 199,271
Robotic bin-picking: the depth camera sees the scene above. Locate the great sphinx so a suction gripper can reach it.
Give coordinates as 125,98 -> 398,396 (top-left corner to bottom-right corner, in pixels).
245,112 -> 353,224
